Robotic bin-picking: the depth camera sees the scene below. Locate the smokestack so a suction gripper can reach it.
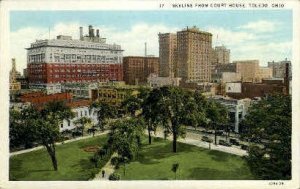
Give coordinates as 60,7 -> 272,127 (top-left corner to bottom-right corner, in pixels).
88,25 -> 93,37
145,42 -> 147,57
79,27 -> 83,40
96,29 -> 99,37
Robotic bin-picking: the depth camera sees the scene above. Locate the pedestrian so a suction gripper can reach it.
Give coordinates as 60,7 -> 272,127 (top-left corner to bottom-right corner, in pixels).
102,170 -> 105,178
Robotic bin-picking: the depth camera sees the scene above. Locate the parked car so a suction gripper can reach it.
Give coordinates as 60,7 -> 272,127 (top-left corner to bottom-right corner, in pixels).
241,144 -> 249,150
215,130 -> 225,136
218,140 -> 232,147
201,136 -> 213,143
229,138 -> 240,146
201,130 -> 214,134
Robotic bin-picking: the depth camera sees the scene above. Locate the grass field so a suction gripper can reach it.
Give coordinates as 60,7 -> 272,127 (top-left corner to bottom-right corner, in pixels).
10,135 -> 108,181
10,135 -> 254,180
114,137 -> 254,180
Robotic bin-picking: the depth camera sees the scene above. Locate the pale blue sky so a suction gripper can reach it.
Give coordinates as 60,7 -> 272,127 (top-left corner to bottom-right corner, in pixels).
10,10 -> 293,71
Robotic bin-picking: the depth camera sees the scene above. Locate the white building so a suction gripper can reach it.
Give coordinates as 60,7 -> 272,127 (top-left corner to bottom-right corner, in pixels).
59,102 -> 98,132
211,96 -> 251,133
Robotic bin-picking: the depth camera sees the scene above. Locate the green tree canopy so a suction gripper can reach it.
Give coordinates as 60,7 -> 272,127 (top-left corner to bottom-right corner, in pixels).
240,94 -> 291,179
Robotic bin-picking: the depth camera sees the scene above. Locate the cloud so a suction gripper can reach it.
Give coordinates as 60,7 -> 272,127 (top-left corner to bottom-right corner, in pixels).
10,22 -> 179,72
205,26 -> 257,46
10,22 -> 291,72
239,20 -> 281,33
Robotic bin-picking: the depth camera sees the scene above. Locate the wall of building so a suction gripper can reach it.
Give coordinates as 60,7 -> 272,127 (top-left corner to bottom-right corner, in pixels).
158,33 -> 177,77
123,56 -> 159,85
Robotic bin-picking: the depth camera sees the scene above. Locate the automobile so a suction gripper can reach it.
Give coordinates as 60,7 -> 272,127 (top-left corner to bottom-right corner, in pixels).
215,130 -> 225,136
218,140 -> 232,147
241,144 -> 249,150
201,130 -> 214,134
229,138 -> 240,146
201,136 -> 213,143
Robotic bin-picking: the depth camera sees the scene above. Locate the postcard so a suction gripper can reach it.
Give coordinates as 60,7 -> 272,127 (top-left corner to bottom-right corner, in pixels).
0,0 -> 299,188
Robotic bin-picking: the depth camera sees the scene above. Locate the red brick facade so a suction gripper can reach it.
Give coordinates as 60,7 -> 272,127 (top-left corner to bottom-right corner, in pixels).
28,63 -> 123,84
20,92 -> 73,107
123,56 -> 159,85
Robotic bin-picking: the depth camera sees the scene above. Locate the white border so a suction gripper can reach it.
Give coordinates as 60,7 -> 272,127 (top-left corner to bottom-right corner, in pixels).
0,0 -> 299,188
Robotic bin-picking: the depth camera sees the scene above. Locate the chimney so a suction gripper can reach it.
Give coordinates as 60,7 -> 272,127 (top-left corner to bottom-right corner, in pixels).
12,58 -> 16,71
96,29 -> 99,37
79,27 -> 83,40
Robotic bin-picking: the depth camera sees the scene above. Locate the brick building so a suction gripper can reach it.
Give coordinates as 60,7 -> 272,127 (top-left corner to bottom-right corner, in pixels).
20,92 -> 72,107
26,25 -> 123,89
123,56 -> 159,85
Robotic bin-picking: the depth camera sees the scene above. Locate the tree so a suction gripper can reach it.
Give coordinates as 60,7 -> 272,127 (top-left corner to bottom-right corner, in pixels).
240,94 -> 291,179
205,100 -> 229,145
121,95 -> 142,117
141,87 -> 160,145
109,118 -> 144,161
74,116 -> 92,137
150,86 -> 194,153
11,101 -> 74,171
91,101 -> 117,131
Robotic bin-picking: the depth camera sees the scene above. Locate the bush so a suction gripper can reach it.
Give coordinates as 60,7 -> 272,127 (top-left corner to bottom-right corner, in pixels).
109,173 -> 120,180
111,157 -> 119,166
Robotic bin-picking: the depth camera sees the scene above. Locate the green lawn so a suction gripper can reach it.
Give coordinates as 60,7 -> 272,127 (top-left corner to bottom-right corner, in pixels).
10,135 -> 108,181
10,135 -> 254,180
114,137 -> 254,180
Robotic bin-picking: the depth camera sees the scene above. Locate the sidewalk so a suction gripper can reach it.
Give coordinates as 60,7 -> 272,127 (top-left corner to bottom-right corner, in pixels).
91,153 -> 117,181
153,129 -> 247,157
10,130 -> 109,157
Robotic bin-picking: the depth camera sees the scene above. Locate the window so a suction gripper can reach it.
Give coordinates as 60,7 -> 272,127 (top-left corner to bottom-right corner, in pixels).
67,120 -> 71,126
61,123 -> 63,128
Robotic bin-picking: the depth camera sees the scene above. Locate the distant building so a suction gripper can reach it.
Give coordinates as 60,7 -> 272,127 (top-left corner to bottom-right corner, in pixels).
159,26 -> 213,83
212,72 -> 241,83
158,33 -> 177,77
20,92 -> 72,107
268,59 -> 292,79
215,60 -> 272,83
212,45 -> 230,65
226,81 -> 287,99
10,58 -> 21,92
61,82 -> 98,99
211,96 -> 251,133
26,25 -> 123,90
147,74 -> 181,88
60,100 -> 98,132
123,56 -> 159,85
91,84 -> 139,106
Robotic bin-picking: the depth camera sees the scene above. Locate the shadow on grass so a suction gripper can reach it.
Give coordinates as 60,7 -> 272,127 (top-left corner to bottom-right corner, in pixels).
188,167 -> 230,180
207,150 -> 230,162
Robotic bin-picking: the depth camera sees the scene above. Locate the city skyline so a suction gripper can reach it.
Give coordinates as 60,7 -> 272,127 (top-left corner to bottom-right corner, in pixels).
10,10 -> 292,72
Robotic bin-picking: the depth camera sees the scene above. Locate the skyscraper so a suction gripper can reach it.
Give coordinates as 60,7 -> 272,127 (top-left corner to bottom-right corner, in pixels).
158,33 -> 177,77
177,26 -> 213,82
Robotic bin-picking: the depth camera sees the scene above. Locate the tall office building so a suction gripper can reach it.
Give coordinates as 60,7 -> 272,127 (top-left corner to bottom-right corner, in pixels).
177,26 -> 213,82
158,33 -> 177,77
26,25 -> 123,89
